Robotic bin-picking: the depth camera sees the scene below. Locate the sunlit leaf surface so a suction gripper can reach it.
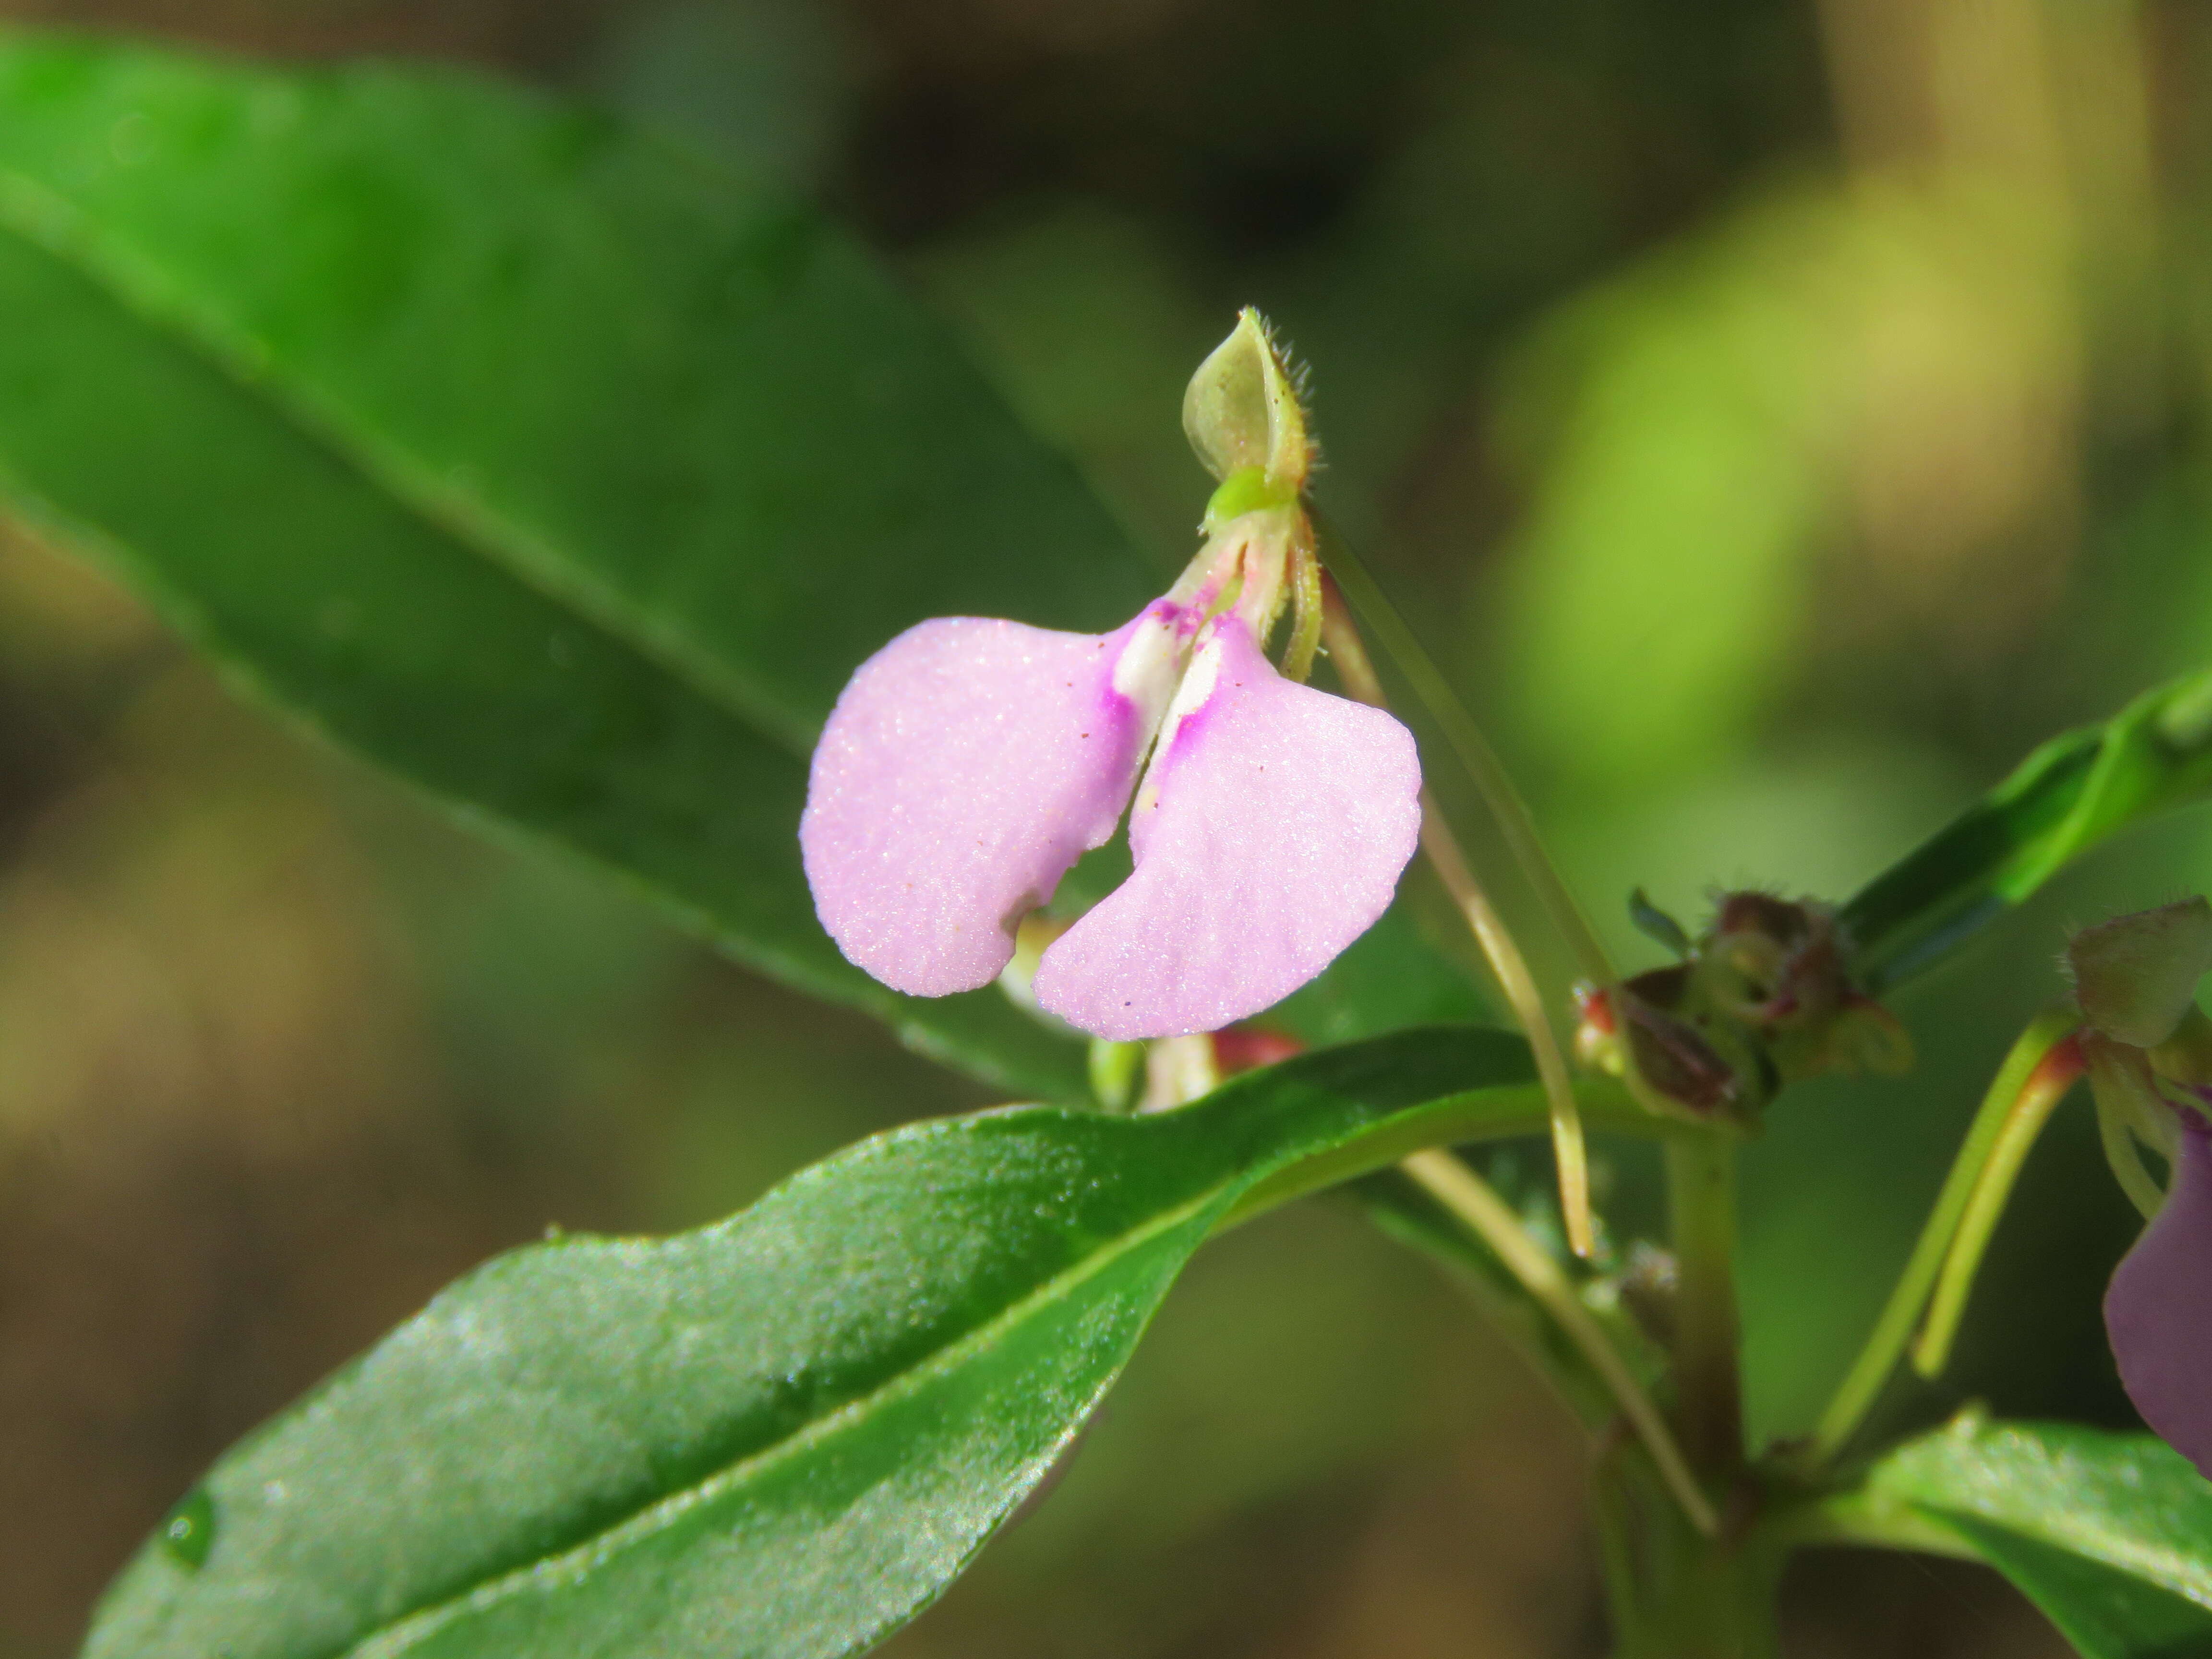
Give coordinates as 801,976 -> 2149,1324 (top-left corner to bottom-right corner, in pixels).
1866,1417 -> 2212,1659
83,1026 -> 1553,1659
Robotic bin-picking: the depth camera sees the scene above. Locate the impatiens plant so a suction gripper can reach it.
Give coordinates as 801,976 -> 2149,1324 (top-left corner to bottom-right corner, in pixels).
13,29 -> 2212,1659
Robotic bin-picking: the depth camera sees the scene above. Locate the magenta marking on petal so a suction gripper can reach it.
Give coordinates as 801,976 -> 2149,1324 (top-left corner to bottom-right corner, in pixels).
1032,617 -> 1423,1040
801,607 -> 1173,998
2106,1111 -> 2212,1478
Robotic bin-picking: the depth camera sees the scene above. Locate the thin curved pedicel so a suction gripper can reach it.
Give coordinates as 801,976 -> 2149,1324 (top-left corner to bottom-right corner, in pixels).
1032,615 -> 1422,1041
801,603 -> 1186,998
2105,1105 -> 2212,1479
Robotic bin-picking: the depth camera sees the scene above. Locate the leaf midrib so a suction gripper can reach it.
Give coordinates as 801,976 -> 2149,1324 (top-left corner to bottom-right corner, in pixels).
0,146 -> 824,761
337,1176 -> 1235,1659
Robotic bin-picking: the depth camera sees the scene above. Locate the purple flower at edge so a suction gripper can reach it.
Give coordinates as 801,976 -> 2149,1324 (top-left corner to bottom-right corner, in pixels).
2073,901 -> 2212,1477
2105,1105 -> 2212,1477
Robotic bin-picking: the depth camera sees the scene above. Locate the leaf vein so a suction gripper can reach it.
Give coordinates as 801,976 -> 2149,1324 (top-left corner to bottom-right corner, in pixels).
0,162 -> 813,758
341,1179 -> 1232,1657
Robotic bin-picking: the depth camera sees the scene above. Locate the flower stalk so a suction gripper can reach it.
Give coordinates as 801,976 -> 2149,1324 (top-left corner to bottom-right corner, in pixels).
1911,1030 -> 2088,1378
1664,1134 -> 1743,1480
1317,579 -> 1596,1258
1808,1007 -> 2085,1465
1313,559 -> 1735,1537
1402,1149 -> 1719,1536
1310,511 -> 1616,988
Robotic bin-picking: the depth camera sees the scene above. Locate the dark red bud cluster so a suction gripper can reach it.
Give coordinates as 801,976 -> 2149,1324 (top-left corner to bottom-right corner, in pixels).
1578,892 -> 1912,1123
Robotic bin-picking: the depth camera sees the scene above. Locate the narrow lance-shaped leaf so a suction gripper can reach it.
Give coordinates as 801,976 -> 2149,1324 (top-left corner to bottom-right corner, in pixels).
0,32 -> 1154,745
0,208 -> 1088,1100
0,32 -> 1480,1078
82,1026 -> 1635,1659
1853,1416 -> 2212,1659
1841,666 -> 2212,994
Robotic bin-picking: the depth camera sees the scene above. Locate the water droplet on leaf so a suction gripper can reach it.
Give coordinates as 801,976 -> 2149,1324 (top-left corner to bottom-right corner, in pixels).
161,1486 -> 216,1570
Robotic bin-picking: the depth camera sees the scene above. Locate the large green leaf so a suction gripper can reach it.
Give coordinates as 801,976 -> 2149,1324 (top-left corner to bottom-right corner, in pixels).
0,32 -> 1156,1100
0,33 -> 1478,1088
1859,1417 -> 2212,1659
0,204 -> 1090,1100
1841,666 -> 2212,993
0,33 -> 1153,745
83,1025 -> 1611,1659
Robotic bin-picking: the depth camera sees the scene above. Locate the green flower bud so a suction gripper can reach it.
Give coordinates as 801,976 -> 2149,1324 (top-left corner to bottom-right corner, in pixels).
2066,898 -> 2212,1049
1182,307 -> 1312,493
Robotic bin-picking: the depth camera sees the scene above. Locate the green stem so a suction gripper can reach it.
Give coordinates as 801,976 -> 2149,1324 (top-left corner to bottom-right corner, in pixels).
1413,795 -> 1597,1256
1219,1075 -> 1678,1231
1590,1453 -> 1646,1628
1666,1134 -> 1743,1479
1403,1149 -> 1717,1536
1806,1007 -> 2083,1465
1606,1448 -> 1785,1659
1911,1029 -> 2087,1378
1359,1169 -> 1614,1432
1631,1547 -> 1785,1659
2094,1058 -> 2167,1220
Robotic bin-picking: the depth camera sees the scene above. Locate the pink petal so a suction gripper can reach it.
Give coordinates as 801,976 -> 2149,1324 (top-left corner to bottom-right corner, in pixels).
802,607 -> 1178,998
2105,1110 -> 2212,1478
1033,616 -> 1421,1040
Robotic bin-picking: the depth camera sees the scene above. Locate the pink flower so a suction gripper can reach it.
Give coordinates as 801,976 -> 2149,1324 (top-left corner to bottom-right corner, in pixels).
799,553 -> 1421,1041
802,311 -> 1422,1044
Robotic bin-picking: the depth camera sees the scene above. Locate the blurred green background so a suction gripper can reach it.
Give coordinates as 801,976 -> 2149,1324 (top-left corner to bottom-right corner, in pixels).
3,0 -> 2208,1652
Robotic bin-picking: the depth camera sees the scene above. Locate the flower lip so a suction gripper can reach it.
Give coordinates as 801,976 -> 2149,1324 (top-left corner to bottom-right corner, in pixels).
1031,613 -> 1422,1041
800,606 -> 1176,998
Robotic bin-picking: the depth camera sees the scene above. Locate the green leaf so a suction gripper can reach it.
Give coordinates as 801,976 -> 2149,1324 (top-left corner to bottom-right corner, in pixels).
84,1025 -> 1594,1659
1861,1416 -> 2212,1659
0,32 -> 1156,1100
1841,666 -> 2212,993
0,33 -> 1476,1086
0,202 -> 1091,1101
0,33 -> 1154,746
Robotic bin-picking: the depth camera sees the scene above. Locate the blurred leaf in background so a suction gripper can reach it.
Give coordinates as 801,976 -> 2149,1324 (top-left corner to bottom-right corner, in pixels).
591,0 -> 859,191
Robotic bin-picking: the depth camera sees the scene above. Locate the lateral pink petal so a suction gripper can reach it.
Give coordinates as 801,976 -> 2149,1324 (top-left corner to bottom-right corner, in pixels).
1033,618 -> 1421,1040
2105,1110 -> 2212,1478
802,611 -> 1161,998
